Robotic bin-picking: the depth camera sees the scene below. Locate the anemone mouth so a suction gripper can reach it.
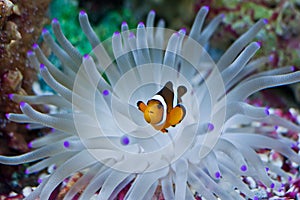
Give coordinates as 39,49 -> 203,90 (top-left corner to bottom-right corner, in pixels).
72,27 -> 226,173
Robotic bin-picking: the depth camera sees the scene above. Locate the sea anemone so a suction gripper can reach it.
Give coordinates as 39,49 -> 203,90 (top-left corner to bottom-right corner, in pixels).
1,6 -> 300,200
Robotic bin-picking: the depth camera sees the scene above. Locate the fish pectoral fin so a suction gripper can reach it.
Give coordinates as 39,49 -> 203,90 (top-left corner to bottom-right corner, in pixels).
137,101 -> 147,112
168,104 -> 186,126
161,128 -> 168,133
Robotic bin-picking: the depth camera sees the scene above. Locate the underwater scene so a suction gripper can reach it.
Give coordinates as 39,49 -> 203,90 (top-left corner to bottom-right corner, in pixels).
1,0 -> 300,199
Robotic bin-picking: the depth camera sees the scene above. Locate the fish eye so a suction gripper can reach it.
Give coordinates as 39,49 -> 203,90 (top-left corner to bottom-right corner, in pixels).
157,104 -> 163,109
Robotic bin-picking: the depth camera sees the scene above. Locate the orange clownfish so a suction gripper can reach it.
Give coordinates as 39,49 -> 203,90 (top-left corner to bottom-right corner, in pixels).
137,81 -> 187,133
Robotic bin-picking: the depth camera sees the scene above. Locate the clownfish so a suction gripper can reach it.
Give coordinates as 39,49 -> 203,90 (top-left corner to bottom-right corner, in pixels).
137,81 -> 187,133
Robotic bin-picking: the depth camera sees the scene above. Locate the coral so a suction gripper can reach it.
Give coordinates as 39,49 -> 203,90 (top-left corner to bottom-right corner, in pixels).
0,0 -> 51,195
1,5 -> 300,200
196,0 -> 300,110
125,0 -> 195,29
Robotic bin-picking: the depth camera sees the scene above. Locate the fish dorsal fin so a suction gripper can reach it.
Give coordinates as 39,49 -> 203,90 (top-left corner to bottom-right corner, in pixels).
157,81 -> 174,113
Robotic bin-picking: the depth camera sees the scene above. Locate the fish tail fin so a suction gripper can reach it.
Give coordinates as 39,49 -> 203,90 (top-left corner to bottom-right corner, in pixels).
168,104 -> 186,126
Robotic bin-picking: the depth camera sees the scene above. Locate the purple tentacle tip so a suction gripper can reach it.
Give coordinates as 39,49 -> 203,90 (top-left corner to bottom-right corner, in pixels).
179,28 -> 186,34
270,183 -> 275,189
138,22 -> 145,28
83,54 -> 89,59
129,32 -> 135,38
265,167 -> 269,172
122,21 -> 128,26
203,6 -> 210,11
208,123 -> 214,131
220,13 -> 225,19
32,43 -> 38,49
121,136 -> 130,145
40,63 -> 45,70
37,178 -> 43,184
114,31 -> 120,36
63,141 -> 70,148
215,171 -> 221,179
25,169 -> 30,175
274,125 -> 278,130
79,10 -> 86,15
256,41 -> 262,48
20,101 -> 26,108
290,66 -> 296,72
288,176 -> 293,182
5,113 -> 10,119
240,165 -> 247,172
102,90 -> 109,96
52,18 -> 59,24
253,196 -> 259,200
150,10 -> 155,15
42,28 -> 48,34
8,93 -> 13,100
263,18 -> 269,24
268,54 -> 274,62
27,50 -> 34,56
265,107 -> 270,115
28,141 -> 32,148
